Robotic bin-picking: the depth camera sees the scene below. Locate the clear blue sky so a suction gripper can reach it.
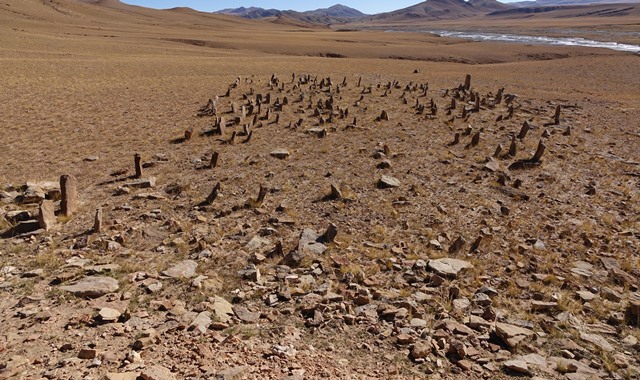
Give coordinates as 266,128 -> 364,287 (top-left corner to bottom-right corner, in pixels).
120,1 -> 445,14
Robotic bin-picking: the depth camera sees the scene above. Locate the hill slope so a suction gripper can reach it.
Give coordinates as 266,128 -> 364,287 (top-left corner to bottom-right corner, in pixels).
511,0 -> 640,7
371,0 -> 512,21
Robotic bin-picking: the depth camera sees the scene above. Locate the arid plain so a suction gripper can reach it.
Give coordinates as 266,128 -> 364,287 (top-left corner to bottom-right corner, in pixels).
0,0 -> 639,379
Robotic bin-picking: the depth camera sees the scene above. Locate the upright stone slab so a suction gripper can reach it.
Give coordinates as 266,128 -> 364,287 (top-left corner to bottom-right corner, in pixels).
553,105 -> 561,125
38,200 -> 56,231
209,152 -> 219,169
134,153 -> 142,179
93,207 -> 103,233
60,174 -> 77,217
531,140 -> 546,162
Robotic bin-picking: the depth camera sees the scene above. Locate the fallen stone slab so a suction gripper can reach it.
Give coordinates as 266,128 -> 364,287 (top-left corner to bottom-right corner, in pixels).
214,366 -> 250,380
189,311 -> 212,334
233,306 -> 261,323
377,175 -> 400,189
60,276 -> 119,298
495,322 -> 535,348
579,332 -> 613,352
428,258 -> 473,278
504,360 -> 531,376
123,177 -> 156,189
98,307 -> 121,322
161,260 -> 198,279
211,296 -> 234,323
270,149 -> 290,159
140,365 -> 177,380
102,373 -> 139,380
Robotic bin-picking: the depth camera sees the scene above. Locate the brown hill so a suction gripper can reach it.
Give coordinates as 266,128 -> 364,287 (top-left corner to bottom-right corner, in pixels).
487,2 -> 640,18
372,0 -> 512,21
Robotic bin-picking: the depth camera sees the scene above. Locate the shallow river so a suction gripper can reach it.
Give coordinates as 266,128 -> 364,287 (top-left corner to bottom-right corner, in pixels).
428,30 -> 640,53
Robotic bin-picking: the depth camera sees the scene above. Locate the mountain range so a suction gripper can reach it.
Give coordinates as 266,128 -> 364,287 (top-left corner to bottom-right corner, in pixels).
216,4 -> 367,24
215,0 -> 640,24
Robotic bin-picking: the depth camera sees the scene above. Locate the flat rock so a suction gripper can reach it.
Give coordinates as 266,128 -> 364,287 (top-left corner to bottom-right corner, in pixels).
211,296 -> 234,323
504,360 -> 531,375
78,349 -> 97,359
579,332 -> 613,352
576,290 -> 596,302
102,373 -> 139,380
520,353 -> 548,367
411,342 -> 432,360
189,311 -> 212,333
484,159 -> 501,172
245,235 -> 271,251
65,257 -> 92,268
410,318 -> 427,328
377,175 -> 400,189
298,228 -> 327,256
123,177 -> 156,189
140,365 -> 177,380
601,287 -> 622,302
98,307 -> 121,322
270,149 -> 290,159
162,260 -> 197,278
531,301 -> 558,312
465,315 -> 491,331
215,366 -> 250,380
86,264 -> 121,275
599,257 -> 619,271
19,186 -> 46,204
3,355 -> 30,373
4,210 -> 31,224
495,322 -> 534,348
60,276 -> 119,298
570,260 -> 593,278
232,306 -> 261,323
428,258 -> 473,278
